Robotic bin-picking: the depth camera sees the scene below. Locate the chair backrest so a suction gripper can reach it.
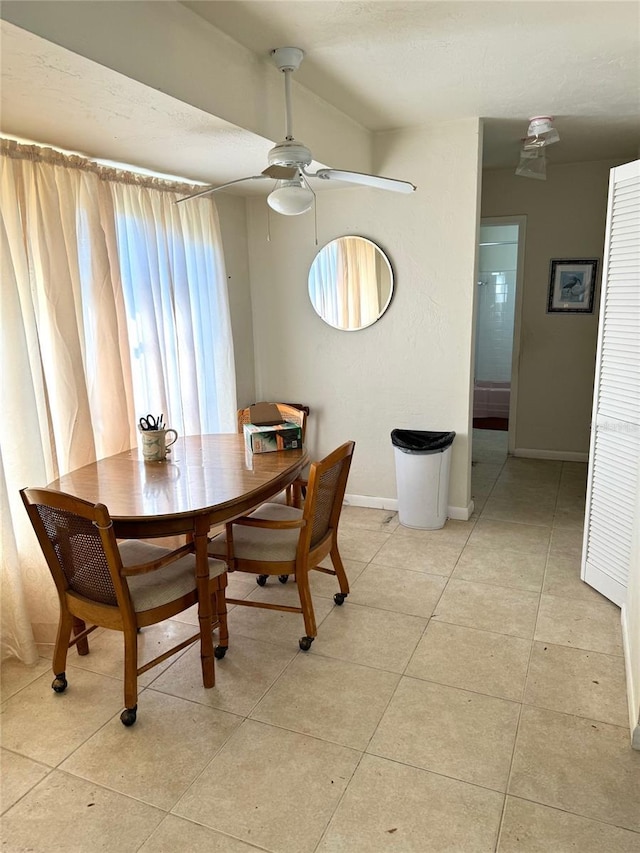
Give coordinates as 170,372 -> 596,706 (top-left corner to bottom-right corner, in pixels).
21,488 -> 126,608
237,403 -> 307,441
301,441 -> 355,552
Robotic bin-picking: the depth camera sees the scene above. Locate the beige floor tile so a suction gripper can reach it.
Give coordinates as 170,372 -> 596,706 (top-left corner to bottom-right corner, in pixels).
393,519 -> 476,545
490,479 -> 559,504
524,642 -> 628,726
470,495 -> 488,517
174,719 -> 360,853
432,579 -> 539,639
0,749 -> 51,813
452,545 -> 545,592
543,553 -> 603,602
367,677 -> 520,791
340,505 -> 399,533
348,564 -> 447,617
535,594 -> 623,656
240,558 -> 366,605
406,621 -> 530,701
60,690 -> 240,810
317,753 -> 503,853
481,497 -> 554,528
251,654 -> 399,750
500,458 -> 562,484
549,526 -> 584,557
472,462 -> 505,485
467,519 -> 551,556
336,528 -> 390,562
139,814 -> 266,852
66,619 -> 195,686
225,592 -> 334,649
1,666 -> 125,766
311,603 -> 427,672
0,658 -> 51,703
0,770 -> 163,851
498,797 -> 640,853
510,706 -> 640,831
151,633 -> 297,716
553,508 -> 586,529
313,557 -> 368,596
371,536 -> 464,576
472,478 -> 500,499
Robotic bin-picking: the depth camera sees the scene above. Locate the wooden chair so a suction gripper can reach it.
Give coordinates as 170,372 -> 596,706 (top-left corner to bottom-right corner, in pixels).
208,441 -> 355,651
237,403 -> 308,443
21,487 -> 229,727
238,402 -> 309,516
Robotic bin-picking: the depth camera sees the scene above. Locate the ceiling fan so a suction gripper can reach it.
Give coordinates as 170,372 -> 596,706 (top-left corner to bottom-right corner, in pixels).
177,47 -> 417,215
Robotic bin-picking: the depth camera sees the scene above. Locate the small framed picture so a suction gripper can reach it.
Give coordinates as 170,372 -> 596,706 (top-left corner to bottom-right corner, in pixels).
547,258 -> 598,313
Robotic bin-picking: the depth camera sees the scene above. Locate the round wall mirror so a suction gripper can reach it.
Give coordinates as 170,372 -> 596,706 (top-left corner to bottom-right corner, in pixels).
308,236 -> 394,331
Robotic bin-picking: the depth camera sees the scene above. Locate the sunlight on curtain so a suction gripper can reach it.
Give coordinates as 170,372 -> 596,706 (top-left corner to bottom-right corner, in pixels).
308,240 -> 341,326
110,184 -> 236,436
0,141 -> 236,661
339,236 -> 380,329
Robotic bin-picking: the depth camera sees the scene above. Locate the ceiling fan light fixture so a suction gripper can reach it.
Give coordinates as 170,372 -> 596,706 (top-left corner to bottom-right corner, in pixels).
267,178 -> 314,215
523,115 -> 560,149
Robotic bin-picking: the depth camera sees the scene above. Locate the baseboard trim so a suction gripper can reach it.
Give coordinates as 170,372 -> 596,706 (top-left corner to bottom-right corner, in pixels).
513,448 -> 588,463
448,502 -> 474,521
621,604 -> 640,750
344,494 -> 398,511
344,494 -> 473,521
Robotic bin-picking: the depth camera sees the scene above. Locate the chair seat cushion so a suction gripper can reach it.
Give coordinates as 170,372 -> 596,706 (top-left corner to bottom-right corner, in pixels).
119,541 -> 226,613
208,502 -> 302,563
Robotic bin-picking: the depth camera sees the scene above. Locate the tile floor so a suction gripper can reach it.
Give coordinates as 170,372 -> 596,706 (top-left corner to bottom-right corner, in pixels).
2,430 -> 639,851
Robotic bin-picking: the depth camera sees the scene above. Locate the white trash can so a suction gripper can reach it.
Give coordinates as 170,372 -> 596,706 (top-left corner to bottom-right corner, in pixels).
392,430 -> 456,530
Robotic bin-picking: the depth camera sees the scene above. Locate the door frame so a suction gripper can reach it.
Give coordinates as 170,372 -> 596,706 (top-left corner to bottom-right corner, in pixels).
478,215 -> 527,454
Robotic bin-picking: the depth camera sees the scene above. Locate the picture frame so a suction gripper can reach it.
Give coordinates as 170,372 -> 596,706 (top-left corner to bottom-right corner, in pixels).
547,258 -> 598,313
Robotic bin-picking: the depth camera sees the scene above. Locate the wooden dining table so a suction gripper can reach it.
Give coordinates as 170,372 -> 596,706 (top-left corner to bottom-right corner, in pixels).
46,434 -> 309,688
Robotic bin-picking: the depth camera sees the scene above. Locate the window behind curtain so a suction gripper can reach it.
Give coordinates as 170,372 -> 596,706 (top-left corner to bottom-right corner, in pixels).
110,183 -> 236,437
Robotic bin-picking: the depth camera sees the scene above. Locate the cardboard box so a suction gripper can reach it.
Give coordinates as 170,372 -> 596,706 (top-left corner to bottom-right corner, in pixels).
244,421 -> 303,454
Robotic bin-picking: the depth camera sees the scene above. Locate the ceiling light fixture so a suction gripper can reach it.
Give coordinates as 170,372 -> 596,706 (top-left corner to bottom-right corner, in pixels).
523,115 -> 560,149
267,176 -> 314,216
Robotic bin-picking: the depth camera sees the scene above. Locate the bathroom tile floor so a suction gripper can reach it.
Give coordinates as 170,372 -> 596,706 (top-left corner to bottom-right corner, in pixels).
2,430 -> 639,851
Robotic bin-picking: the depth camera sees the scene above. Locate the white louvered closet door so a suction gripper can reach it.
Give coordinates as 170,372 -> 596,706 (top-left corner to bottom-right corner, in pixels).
582,160 -> 640,606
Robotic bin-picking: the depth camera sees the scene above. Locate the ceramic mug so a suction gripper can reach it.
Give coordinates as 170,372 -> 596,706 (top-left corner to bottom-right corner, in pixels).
139,426 -> 178,462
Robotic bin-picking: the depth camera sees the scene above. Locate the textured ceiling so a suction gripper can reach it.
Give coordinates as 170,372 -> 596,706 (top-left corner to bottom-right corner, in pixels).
183,0 -> 640,168
1,0 -> 638,194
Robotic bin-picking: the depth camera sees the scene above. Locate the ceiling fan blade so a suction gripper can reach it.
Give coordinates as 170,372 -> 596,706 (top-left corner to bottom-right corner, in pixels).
262,165 -> 299,179
175,175 -> 270,204
310,168 -> 416,194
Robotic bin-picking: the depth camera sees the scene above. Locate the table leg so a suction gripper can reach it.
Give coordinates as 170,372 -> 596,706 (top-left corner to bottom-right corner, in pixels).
194,522 -> 215,688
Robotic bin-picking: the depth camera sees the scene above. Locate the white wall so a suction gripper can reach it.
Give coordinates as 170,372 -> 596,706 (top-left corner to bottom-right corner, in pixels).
215,194 -> 255,408
246,120 -> 482,513
482,159 -> 623,456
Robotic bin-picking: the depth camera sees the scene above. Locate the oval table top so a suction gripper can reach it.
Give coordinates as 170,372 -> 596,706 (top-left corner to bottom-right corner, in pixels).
46,434 -> 308,527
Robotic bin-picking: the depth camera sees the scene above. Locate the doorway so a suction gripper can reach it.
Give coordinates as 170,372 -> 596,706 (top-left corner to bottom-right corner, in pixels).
473,216 -> 526,455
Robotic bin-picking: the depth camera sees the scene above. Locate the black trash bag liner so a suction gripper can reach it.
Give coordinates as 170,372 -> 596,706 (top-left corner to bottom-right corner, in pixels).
391,429 -> 456,454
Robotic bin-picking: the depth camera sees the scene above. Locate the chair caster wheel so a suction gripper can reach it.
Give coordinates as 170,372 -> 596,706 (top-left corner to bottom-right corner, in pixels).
120,706 -> 137,727
334,593 -> 347,605
299,636 -> 314,651
278,574 -> 289,584
214,645 -> 228,659
52,673 -> 67,693
256,575 -> 268,586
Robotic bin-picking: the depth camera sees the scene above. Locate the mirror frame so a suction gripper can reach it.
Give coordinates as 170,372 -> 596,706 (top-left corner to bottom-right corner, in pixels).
308,235 -> 394,331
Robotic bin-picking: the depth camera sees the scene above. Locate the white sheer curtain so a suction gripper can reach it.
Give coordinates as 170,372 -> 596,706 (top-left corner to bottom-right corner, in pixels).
0,140 -> 236,662
111,183 -> 236,436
